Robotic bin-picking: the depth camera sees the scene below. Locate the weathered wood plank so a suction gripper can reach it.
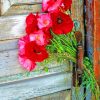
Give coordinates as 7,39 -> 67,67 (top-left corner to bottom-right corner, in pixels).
31,90 -> 71,100
0,39 -> 18,52
9,0 -> 42,5
3,4 -> 42,16
0,0 -> 42,15
0,49 -> 72,84
0,15 -> 26,40
0,72 -> 72,100
86,0 -> 100,85
72,87 -> 84,100
71,0 -> 84,43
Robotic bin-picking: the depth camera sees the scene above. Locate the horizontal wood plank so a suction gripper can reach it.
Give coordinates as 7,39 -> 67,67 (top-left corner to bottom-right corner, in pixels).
7,0 -> 42,5
0,49 -> 72,84
0,0 -> 42,15
3,4 -> 42,16
31,90 -> 71,100
0,72 -> 72,100
0,15 -> 26,40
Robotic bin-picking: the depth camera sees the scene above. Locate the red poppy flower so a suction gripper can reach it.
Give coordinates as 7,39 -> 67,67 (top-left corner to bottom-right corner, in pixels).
61,0 -> 72,11
26,13 -> 39,34
25,41 -> 48,62
18,35 -> 48,71
43,28 -> 53,44
42,0 -> 63,12
50,11 -> 73,34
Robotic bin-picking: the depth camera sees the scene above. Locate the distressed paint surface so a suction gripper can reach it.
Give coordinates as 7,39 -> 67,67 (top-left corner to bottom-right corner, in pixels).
86,0 -> 100,85
32,90 -> 71,100
86,0 -> 94,58
0,73 -> 71,100
94,0 -> 100,86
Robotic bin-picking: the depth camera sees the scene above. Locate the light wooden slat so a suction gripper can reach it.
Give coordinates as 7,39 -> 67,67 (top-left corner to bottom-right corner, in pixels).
0,72 -> 72,100
0,49 -> 72,84
31,90 -> 71,100
0,15 -> 26,40
8,0 -> 42,5
0,0 -> 42,15
3,4 -> 42,16
0,39 -> 18,52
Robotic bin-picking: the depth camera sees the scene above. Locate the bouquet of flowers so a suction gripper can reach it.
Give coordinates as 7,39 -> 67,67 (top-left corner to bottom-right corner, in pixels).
18,0 -> 99,99
18,0 -> 74,71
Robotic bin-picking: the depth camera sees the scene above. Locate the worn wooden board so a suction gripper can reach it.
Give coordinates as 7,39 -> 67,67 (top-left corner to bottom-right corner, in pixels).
0,0 -> 42,15
86,0 -> 100,85
0,72 -> 72,100
71,0 -> 84,43
0,49 -> 72,84
32,90 -> 71,100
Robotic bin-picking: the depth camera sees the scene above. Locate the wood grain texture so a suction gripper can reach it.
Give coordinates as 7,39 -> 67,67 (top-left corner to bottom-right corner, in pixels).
86,0 -> 94,58
30,90 -> 71,100
86,0 -> 100,85
0,49 -> 72,84
94,0 -> 100,86
0,0 -> 42,15
3,4 -> 42,16
71,0 -> 84,40
0,72 -> 72,100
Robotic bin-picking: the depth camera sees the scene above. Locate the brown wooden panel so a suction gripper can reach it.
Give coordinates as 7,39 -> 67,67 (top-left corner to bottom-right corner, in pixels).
86,0 -> 100,86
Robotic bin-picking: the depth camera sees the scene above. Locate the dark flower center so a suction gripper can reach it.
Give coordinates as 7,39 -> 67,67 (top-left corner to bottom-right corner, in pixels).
33,49 -> 41,54
57,17 -> 63,24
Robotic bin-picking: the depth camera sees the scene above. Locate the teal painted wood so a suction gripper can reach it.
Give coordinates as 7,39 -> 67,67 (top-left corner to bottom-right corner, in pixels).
72,87 -> 84,100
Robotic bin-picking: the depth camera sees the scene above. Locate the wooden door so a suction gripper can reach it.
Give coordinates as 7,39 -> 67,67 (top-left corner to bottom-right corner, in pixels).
0,0 -> 84,99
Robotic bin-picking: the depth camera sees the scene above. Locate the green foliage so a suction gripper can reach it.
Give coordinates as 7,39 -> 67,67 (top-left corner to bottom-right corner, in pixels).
46,30 -> 77,59
40,29 -> 99,99
82,57 -> 100,99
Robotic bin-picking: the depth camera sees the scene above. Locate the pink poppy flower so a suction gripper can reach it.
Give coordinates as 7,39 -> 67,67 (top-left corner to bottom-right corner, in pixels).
18,56 -> 36,71
29,30 -> 48,46
37,14 -> 52,29
42,0 -> 63,12
25,13 -> 39,34
18,35 -> 48,71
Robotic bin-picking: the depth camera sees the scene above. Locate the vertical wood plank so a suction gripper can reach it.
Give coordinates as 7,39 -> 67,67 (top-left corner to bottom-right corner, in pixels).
72,87 -> 84,100
86,0 -> 94,58
86,88 -> 92,100
71,1 -> 85,100
94,0 -> 100,86
71,0 -> 84,39
86,0 -> 100,85
0,0 -> 1,16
